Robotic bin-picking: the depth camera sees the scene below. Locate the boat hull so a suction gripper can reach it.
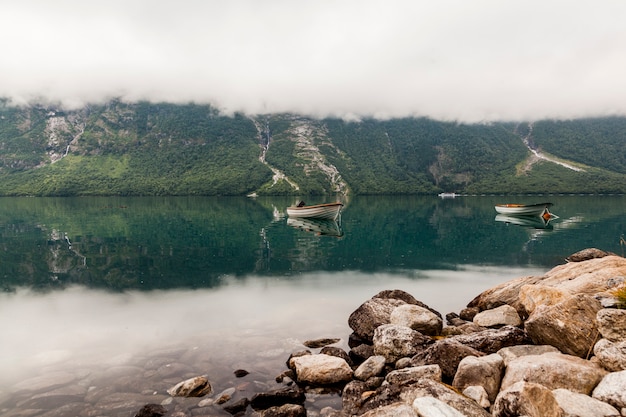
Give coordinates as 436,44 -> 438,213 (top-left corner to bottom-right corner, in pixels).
286,202 -> 343,220
494,203 -> 553,216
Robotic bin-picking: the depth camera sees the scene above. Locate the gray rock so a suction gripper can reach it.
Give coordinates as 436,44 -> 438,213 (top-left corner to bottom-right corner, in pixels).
385,365 -> 442,385
552,388 -> 620,417
597,308 -> 626,342
452,353 -> 504,402
290,354 -> 353,385
390,304 -> 443,336
592,369 -> 626,411
594,338 -> 626,372
412,396 -> 466,417
373,324 -> 433,363
463,385 -> 490,408
354,355 -> 387,381
166,376 -> 212,397
361,402 -> 417,417
449,325 -> 529,354
348,297 -> 407,341
410,339 -> 484,381
497,344 -> 560,366
501,351 -> 607,395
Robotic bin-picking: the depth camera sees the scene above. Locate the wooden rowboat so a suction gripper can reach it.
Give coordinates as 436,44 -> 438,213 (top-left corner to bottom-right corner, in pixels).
286,202 -> 343,220
494,202 -> 553,218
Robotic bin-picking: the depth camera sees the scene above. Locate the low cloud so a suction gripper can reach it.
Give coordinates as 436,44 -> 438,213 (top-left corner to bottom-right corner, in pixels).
2,0 -> 625,122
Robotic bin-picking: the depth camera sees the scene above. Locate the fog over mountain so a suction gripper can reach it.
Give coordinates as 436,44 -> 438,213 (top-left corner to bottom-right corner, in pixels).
2,0 -> 626,122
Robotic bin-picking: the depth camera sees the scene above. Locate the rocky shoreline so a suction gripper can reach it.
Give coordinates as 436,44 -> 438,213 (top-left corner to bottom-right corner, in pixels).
5,248 -> 626,417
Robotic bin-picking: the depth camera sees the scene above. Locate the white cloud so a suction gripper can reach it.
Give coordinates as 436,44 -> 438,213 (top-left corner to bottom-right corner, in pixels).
1,0 -> 626,122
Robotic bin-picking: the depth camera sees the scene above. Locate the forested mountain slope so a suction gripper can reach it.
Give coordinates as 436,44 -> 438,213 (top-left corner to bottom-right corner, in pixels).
0,99 -> 624,196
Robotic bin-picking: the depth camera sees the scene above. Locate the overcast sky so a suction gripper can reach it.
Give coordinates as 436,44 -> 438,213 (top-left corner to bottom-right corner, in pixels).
1,0 -> 625,122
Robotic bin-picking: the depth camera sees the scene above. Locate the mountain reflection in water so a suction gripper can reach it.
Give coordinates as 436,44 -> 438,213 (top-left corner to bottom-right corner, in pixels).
1,195 -> 625,415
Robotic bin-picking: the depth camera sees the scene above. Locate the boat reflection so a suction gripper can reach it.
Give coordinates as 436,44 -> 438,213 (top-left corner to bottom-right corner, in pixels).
495,214 -> 555,229
287,217 -> 344,237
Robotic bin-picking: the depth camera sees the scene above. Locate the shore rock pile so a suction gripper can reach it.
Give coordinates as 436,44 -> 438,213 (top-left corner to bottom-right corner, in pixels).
156,248 -> 626,417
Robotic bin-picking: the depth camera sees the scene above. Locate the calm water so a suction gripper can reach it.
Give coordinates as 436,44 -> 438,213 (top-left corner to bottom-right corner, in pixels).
0,195 -> 624,414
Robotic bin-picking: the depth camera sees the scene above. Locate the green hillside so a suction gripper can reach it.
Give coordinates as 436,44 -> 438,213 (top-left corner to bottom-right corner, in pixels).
0,99 -> 625,196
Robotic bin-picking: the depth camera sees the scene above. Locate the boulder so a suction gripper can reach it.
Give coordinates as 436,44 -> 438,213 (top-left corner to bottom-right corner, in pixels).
166,376 -> 212,397
348,297 -> 407,341
497,344 -> 560,366
360,402 -> 417,417
133,404 -> 167,417
552,388 -> 620,417
597,308 -> 626,342
462,385 -> 490,408
373,324 -> 433,363
467,274 -> 542,318
524,294 -> 602,357
492,381 -> 562,417
390,304 -> 443,336
452,353 -> 504,402
410,339 -> 484,381
468,255 -> 626,319
449,325 -> 529,354
385,365 -> 442,385
519,283 -> 571,315
594,338 -> 626,372
592,369 -> 626,410
290,354 -> 353,385
540,255 -> 626,295
353,355 -> 386,381
412,396 -> 466,417
472,304 -> 521,328
373,290 -> 441,319
501,351 -> 607,395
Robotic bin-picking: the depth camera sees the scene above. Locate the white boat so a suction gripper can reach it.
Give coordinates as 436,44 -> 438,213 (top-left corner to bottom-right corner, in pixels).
494,202 -> 553,218
286,202 -> 343,220
438,193 -> 457,198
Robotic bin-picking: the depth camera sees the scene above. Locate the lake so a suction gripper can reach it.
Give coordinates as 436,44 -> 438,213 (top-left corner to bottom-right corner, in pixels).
1,195 -> 624,415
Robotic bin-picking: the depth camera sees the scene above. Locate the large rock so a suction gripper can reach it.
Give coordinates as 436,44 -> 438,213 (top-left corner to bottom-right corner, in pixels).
519,284 -> 571,315
468,255 -> 626,319
539,255 -> 626,295
360,402 -> 417,417
497,344 -> 560,366
348,297 -> 407,341
594,338 -> 626,372
524,294 -> 602,357
290,354 -> 353,385
385,365 -> 442,385
390,304 -> 443,336
592,369 -> 626,410
492,381 -> 562,417
412,396 -> 466,417
472,304 -> 521,328
449,325 -> 529,354
353,355 -> 386,381
467,274 -> 542,318
452,353 -> 504,402
373,324 -> 433,363
597,308 -> 626,342
552,388 -> 620,417
410,339 -> 484,381
501,351 -> 607,395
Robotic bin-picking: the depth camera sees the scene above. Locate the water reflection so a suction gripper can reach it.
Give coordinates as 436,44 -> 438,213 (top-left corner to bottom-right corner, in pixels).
286,217 -> 344,237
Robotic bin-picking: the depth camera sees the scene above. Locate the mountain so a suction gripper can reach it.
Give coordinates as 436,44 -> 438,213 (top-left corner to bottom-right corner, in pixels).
0,99 -> 625,196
